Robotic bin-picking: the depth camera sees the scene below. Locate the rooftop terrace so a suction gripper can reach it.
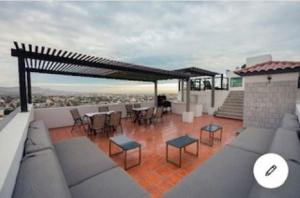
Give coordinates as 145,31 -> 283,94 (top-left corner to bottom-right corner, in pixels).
50,113 -> 242,197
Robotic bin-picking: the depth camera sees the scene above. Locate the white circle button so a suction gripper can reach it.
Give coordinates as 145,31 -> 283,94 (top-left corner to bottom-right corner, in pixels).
253,153 -> 289,189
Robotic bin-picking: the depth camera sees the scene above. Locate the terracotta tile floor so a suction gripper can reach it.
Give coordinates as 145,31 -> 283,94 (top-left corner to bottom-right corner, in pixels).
50,113 -> 243,198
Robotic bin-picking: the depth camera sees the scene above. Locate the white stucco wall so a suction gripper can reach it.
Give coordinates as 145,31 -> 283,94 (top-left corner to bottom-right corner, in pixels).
244,72 -> 298,83
0,105 -> 34,198
34,101 -> 154,129
177,90 -> 229,114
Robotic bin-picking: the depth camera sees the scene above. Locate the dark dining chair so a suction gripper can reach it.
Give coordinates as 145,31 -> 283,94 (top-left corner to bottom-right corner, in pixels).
91,114 -> 107,136
152,107 -> 163,123
133,103 -> 141,108
107,111 -> 123,135
70,108 -> 88,132
125,104 -> 134,118
98,106 -> 109,112
138,107 -> 154,125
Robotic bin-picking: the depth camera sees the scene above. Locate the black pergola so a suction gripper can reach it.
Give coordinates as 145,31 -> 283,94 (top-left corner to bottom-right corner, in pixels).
11,42 -> 190,112
174,67 -> 219,108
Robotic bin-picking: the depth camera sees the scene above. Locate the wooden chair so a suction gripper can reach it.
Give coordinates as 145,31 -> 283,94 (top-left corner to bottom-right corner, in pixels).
107,111 -> 123,135
70,108 -> 88,132
98,106 -> 109,112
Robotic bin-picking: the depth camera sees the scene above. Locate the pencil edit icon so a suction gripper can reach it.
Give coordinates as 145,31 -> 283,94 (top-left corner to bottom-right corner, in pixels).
265,165 -> 277,176
253,153 -> 289,189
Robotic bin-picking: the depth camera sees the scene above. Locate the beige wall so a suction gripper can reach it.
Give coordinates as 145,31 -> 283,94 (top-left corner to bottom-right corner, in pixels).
243,72 -> 300,129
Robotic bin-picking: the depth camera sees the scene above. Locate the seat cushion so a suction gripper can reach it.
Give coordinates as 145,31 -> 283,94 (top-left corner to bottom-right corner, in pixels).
70,167 -> 149,198
281,113 -> 300,132
164,145 -> 260,198
13,150 -> 71,198
54,137 -> 117,187
248,161 -> 300,198
228,127 -> 275,154
25,120 -> 54,154
269,128 -> 300,163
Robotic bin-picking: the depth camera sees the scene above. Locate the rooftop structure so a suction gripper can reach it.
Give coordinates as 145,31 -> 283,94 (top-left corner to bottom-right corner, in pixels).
235,61 -> 300,76
1,43 -> 300,198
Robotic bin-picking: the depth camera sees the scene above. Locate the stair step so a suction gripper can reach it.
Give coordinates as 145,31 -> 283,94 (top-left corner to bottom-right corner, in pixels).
223,102 -> 243,106
219,107 -> 243,113
216,110 -> 243,117
214,113 -> 243,120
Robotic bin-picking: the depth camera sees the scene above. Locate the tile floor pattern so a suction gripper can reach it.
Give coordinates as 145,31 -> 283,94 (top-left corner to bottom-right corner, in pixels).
50,113 -> 243,198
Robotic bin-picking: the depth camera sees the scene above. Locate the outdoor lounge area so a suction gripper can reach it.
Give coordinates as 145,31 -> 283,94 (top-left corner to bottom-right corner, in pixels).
1,40 -> 300,198
50,113 -> 242,197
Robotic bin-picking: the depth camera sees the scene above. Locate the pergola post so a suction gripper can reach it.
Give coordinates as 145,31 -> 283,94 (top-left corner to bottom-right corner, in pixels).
211,76 -> 215,108
154,81 -> 158,107
186,78 -> 191,112
27,71 -> 32,104
220,74 -> 223,90
18,57 -> 28,112
181,79 -> 184,102
182,77 -> 193,123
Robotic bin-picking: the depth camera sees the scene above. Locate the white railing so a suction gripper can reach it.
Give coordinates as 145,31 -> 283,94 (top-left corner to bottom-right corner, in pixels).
34,101 -> 154,129
0,105 -> 34,198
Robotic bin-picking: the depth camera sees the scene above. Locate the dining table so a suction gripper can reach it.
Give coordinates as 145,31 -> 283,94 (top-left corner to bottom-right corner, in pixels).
84,111 -> 115,133
132,107 -> 150,123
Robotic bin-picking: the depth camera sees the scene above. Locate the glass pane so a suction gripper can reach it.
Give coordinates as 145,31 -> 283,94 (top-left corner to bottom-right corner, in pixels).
230,77 -> 243,87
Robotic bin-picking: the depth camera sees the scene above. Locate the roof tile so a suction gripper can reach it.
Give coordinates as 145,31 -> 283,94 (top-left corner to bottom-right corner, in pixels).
235,61 -> 300,75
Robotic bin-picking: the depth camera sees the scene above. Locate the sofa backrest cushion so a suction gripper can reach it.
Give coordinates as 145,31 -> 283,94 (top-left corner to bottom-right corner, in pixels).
269,128 -> 300,163
280,113 -> 300,133
248,161 -> 300,198
25,120 -> 54,154
54,137 -> 117,187
13,149 -> 72,198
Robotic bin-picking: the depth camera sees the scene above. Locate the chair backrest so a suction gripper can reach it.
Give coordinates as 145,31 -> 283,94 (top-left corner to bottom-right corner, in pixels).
125,104 -> 133,112
98,106 -> 109,112
70,109 -> 81,121
133,103 -> 141,108
92,114 -> 106,130
108,111 -> 122,126
155,107 -> 163,118
203,80 -> 212,89
145,107 -> 154,119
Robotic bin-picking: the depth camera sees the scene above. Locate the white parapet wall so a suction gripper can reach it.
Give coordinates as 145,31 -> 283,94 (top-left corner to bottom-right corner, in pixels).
0,105 -> 34,198
177,90 -> 229,114
34,101 -> 154,129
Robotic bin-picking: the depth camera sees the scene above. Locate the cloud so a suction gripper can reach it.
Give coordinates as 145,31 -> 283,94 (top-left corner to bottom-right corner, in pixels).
0,2 -> 299,93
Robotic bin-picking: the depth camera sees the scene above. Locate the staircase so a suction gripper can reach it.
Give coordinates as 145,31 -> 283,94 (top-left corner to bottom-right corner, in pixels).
214,91 -> 244,120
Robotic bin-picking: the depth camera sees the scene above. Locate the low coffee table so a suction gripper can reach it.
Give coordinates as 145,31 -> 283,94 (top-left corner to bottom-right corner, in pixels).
166,135 -> 199,168
200,124 -> 223,146
109,135 -> 141,170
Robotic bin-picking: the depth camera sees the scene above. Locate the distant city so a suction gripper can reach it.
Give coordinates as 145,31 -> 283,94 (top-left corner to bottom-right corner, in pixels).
0,86 -> 177,119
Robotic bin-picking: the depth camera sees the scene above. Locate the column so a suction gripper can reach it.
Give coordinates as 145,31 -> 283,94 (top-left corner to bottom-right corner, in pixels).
27,71 -> 32,104
18,57 -> 28,112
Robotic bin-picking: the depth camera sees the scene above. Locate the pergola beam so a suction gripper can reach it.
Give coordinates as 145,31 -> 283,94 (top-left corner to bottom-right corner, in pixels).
11,48 -> 188,80
27,68 -> 157,82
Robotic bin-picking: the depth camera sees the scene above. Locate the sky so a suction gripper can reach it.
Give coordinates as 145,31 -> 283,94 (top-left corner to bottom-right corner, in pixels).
0,1 -> 299,94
